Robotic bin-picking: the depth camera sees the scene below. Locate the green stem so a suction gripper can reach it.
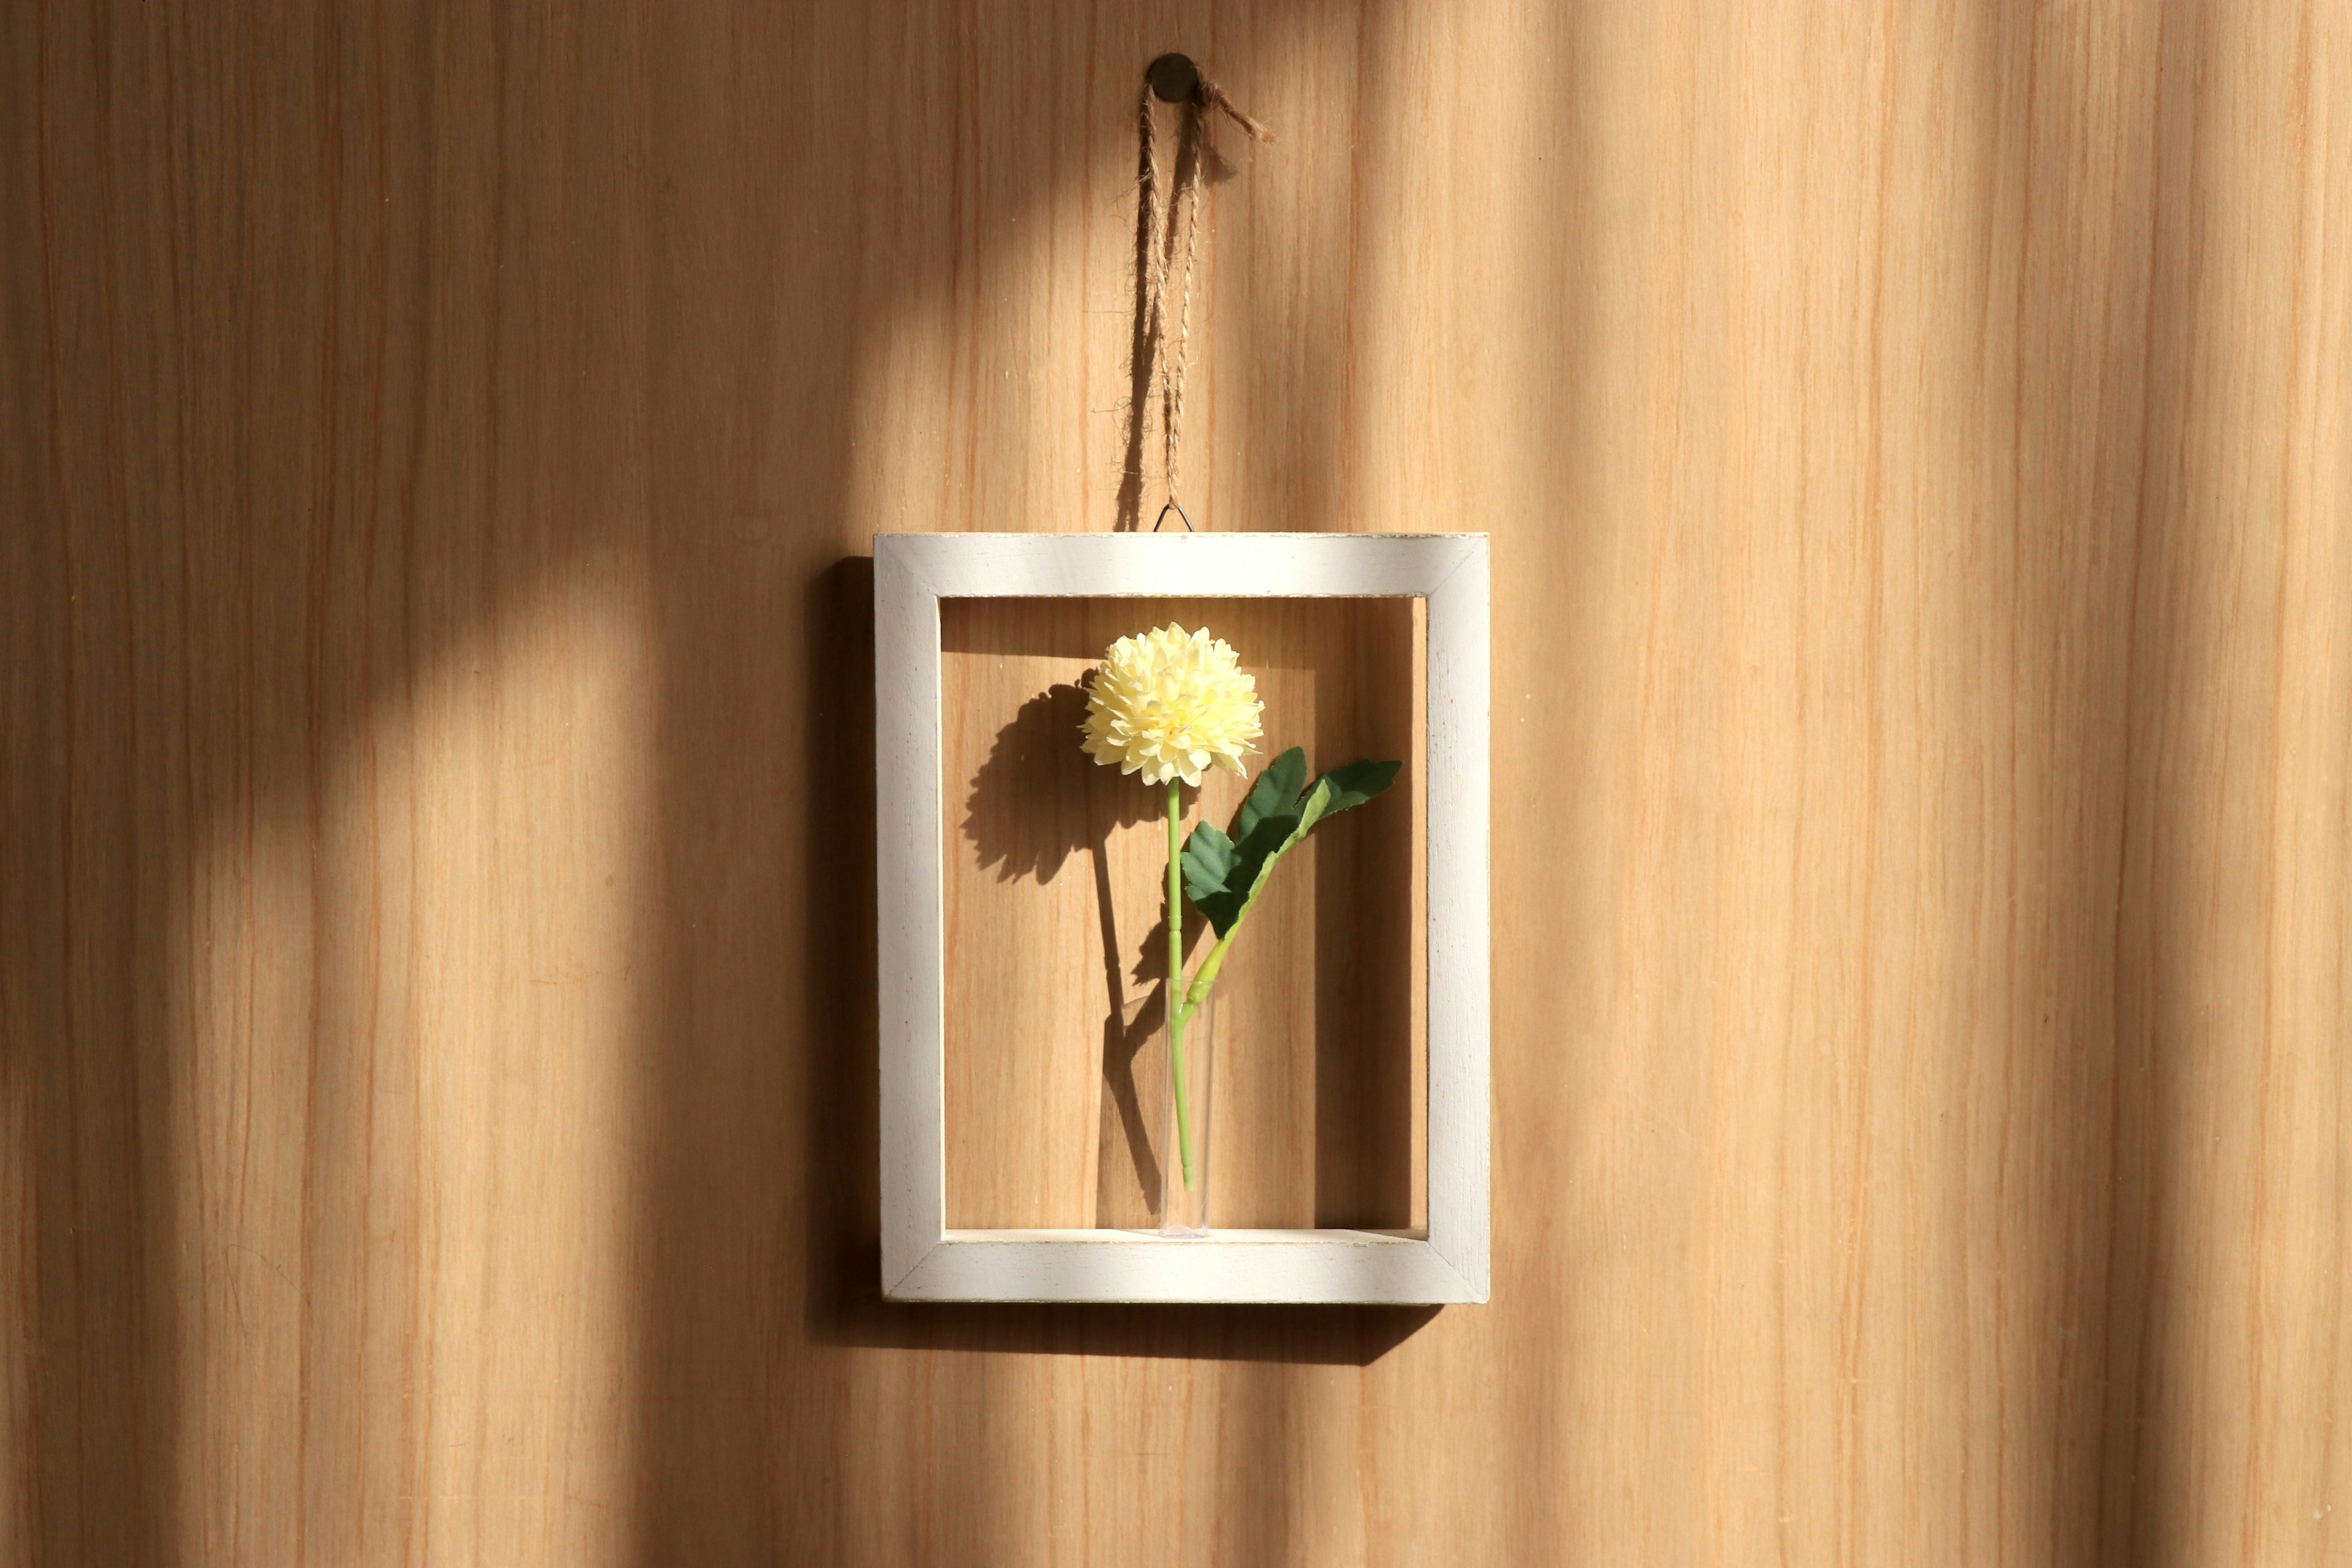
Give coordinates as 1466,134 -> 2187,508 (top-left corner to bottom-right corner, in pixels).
1175,835 -> 1287,1017
1182,927 -> 1238,1013
1166,778 -> 1195,1191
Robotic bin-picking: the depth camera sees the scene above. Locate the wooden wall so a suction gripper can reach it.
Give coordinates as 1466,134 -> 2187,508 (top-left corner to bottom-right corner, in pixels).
3,1 -> 2346,1564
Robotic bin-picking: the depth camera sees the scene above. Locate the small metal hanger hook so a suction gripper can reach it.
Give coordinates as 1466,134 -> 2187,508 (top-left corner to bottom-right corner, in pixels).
1146,53 -> 1200,104
1152,500 -> 1194,533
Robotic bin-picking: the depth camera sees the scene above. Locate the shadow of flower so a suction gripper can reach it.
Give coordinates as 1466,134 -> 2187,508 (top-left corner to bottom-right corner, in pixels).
962,680 -> 1155,883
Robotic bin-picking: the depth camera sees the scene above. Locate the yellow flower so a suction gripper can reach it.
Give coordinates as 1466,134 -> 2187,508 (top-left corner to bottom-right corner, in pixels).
1081,624 -> 1264,787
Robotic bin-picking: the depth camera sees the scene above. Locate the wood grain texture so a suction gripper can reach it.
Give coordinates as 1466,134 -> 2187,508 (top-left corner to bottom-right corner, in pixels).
3,1 -> 2346,1564
940,595 -> 1422,1235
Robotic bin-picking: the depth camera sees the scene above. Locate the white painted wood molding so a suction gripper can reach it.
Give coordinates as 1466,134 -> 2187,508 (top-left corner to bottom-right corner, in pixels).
874,532 -> 1490,1305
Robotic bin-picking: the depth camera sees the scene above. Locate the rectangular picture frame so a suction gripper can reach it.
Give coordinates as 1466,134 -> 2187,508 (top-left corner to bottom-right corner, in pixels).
875,532 -> 1490,1303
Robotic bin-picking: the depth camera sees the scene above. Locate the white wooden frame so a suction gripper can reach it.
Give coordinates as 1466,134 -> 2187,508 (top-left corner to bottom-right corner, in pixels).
875,532 -> 1490,1303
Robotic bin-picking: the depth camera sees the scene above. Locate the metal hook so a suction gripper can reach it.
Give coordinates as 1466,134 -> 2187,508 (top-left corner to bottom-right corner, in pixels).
1151,499 -> 1194,533
1146,53 -> 1200,104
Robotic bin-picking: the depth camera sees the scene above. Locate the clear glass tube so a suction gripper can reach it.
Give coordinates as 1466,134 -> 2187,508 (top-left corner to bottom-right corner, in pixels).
1158,990 -> 1216,1237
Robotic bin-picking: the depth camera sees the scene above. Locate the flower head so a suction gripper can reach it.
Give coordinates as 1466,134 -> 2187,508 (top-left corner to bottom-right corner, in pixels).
1081,623 -> 1263,787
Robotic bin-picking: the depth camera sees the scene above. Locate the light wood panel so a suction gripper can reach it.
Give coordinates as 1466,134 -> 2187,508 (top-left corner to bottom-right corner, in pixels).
2,1 -> 2346,1565
940,595 -> 1422,1233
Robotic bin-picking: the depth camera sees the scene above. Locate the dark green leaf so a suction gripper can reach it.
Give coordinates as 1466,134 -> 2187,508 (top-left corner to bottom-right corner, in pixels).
1231,746 -> 1308,843
1178,751 -> 1403,940
1179,822 -> 1237,905
1321,757 -> 1403,809
1297,758 -> 1402,831
1184,810 -> 1295,936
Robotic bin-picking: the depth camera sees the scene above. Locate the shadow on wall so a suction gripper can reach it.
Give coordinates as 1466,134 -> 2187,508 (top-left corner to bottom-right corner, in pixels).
962,678 -> 1171,1206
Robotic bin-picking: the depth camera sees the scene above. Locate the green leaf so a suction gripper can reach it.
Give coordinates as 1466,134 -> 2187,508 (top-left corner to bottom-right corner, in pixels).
1183,810 -> 1295,937
1179,821 -> 1237,905
1177,749 -> 1402,940
1296,758 -> 1403,832
1232,747 -> 1308,843
1182,747 -> 1308,937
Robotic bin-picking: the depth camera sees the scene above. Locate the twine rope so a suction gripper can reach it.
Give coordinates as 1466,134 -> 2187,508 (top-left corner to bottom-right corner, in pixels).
1137,72 -> 1270,529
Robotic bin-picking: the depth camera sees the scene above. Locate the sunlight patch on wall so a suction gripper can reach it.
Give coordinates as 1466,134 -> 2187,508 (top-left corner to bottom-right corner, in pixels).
170,565 -> 657,1564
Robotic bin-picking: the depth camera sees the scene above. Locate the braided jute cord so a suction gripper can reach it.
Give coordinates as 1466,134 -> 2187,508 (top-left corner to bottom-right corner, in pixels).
1137,70 -> 1271,531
